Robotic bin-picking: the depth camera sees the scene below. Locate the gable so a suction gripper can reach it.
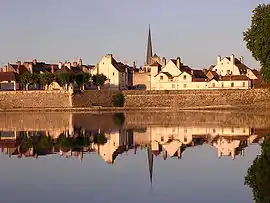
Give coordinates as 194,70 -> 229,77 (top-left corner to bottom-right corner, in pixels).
161,60 -> 181,76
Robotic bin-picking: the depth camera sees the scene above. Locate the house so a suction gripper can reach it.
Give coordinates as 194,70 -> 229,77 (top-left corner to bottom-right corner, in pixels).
207,75 -> 251,89
212,54 -> 263,87
150,57 -> 209,90
0,72 -> 19,90
92,54 -> 133,90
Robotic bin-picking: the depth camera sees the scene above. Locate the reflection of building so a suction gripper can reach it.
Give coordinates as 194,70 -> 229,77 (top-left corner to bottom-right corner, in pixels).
92,129 -> 134,164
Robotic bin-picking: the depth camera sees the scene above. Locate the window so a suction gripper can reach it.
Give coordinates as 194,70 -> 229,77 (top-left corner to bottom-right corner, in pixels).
242,82 -> 245,87
183,75 -> 187,80
172,84 -> 175,88
221,83 -> 224,88
160,76 -> 163,80
161,137 -> 164,142
183,84 -> 187,88
113,72 -> 114,76
212,83 -> 215,88
231,82 -> 234,87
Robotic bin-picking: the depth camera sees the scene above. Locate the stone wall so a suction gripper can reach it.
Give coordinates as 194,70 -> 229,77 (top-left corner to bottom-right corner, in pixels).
122,89 -> 270,109
0,91 -> 71,109
72,90 -> 121,107
133,72 -> 150,90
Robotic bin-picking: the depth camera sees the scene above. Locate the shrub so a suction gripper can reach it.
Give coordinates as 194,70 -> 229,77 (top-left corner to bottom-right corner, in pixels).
113,93 -> 125,107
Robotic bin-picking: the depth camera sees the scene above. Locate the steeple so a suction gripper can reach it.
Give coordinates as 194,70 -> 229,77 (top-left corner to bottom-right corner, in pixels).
146,24 -> 153,65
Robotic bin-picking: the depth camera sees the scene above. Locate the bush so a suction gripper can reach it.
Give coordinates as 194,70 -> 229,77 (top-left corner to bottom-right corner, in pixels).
113,93 -> 125,107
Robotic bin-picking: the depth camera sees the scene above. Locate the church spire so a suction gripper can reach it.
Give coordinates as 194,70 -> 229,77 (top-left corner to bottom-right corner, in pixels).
146,24 -> 153,65
147,145 -> 153,185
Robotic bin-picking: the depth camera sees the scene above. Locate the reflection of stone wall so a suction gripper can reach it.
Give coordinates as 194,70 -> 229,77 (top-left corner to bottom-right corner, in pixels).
0,112 -> 73,131
124,111 -> 270,129
122,89 -> 270,109
0,91 -> 71,109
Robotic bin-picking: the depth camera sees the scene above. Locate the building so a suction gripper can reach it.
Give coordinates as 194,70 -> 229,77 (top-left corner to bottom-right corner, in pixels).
92,54 -> 133,90
0,72 -> 19,90
211,54 -> 263,87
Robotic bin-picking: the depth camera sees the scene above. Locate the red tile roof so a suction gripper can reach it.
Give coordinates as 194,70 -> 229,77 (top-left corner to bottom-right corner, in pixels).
220,75 -> 250,81
0,72 -> 18,82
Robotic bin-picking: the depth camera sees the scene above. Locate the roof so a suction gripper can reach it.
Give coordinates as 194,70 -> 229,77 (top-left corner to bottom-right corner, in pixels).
54,66 -> 73,74
111,57 -> 132,73
149,61 -> 162,67
251,69 -> 261,77
192,70 -> 208,82
0,72 -> 19,82
220,75 -> 250,81
152,53 -> 159,58
225,57 -> 250,74
156,72 -> 173,79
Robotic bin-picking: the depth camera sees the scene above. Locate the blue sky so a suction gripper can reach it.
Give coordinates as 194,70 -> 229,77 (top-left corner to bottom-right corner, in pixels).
0,0 -> 268,68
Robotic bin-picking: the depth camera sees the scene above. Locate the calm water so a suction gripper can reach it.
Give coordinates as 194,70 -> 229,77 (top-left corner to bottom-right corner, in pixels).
0,111 -> 268,203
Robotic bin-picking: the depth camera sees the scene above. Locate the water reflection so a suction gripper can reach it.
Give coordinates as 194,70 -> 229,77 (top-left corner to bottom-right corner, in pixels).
0,111 -> 268,202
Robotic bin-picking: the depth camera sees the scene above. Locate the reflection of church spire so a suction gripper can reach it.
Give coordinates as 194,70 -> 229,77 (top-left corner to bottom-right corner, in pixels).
147,145 -> 153,184
146,24 -> 153,65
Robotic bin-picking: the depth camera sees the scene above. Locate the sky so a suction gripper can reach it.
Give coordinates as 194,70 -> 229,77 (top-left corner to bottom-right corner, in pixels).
0,0 -> 269,69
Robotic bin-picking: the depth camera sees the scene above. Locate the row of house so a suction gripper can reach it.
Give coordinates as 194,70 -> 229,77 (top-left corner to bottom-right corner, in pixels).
146,54 -> 262,90
0,55 -> 134,91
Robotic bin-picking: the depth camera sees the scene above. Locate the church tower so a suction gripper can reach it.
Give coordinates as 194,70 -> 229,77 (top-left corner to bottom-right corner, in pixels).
146,25 -> 153,65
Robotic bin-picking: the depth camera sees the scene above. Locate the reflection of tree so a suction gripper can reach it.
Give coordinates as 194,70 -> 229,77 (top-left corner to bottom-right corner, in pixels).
113,113 -> 125,127
245,137 -> 270,203
93,133 -> 107,145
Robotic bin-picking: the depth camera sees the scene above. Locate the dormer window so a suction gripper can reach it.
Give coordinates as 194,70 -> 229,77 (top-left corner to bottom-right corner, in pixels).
160,76 -> 163,80
183,75 -> 187,80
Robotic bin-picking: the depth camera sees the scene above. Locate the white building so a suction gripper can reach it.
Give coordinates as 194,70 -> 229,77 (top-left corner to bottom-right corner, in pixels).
92,54 -> 133,90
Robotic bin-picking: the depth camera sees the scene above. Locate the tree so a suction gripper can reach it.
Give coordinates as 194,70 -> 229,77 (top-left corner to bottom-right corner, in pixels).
75,73 -> 90,90
56,72 -> 74,89
93,133 -> 107,145
39,73 -> 55,90
245,136 -> 270,202
243,4 -> 270,82
20,72 -> 35,90
92,74 -> 107,90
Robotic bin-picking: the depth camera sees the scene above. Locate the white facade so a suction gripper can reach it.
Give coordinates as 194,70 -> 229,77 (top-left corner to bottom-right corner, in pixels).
92,54 -> 131,90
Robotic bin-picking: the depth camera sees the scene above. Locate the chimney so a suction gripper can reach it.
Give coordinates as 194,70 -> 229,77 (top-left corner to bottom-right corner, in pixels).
58,62 -> 62,69
230,54 -> 235,65
217,55 -> 221,64
32,59 -> 37,65
67,62 -> 71,69
79,58 -> 83,66
176,57 -> 181,68
162,57 -> 166,68
29,63 -> 33,74
133,61 -> 136,70
240,56 -> 244,64
51,65 -> 54,73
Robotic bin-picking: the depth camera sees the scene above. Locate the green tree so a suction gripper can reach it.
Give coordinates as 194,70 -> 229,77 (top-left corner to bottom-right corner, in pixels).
92,74 -> 107,90
243,4 -> 270,82
75,73 -> 90,90
20,72 -> 33,90
93,133 -> 107,145
56,72 -> 74,89
245,137 -> 270,202
39,73 -> 55,90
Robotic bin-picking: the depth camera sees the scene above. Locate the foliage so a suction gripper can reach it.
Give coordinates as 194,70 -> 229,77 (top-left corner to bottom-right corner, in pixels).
93,133 -> 107,145
245,136 -> 270,202
56,72 -> 74,87
113,113 -> 125,127
20,72 -> 33,86
75,73 -> 90,87
113,93 -> 125,107
39,73 -> 55,86
243,4 -> 270,82
92,74 -> 107,89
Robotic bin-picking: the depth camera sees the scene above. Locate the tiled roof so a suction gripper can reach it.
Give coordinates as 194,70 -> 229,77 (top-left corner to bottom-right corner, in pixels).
220,75 -> 250,81
54,66 -> 73,74
149,61 -> 162,67
0,72 -> 18,82
161,72 -> 173,79
111,57 -> 132,73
